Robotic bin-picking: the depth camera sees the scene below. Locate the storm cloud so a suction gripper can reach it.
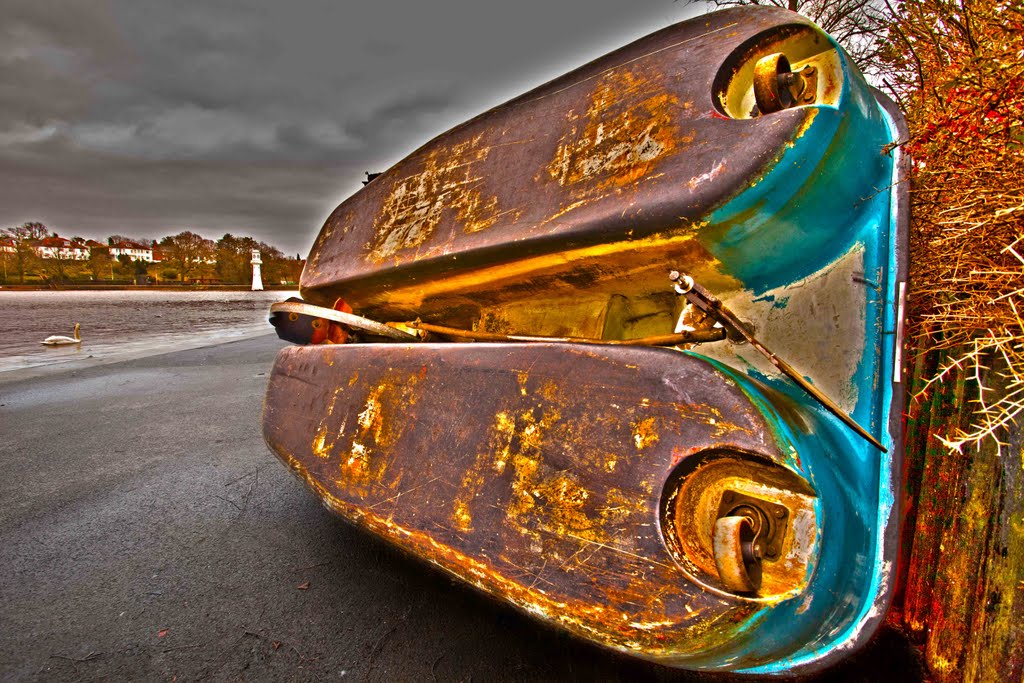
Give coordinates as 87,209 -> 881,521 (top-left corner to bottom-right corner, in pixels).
0,0 -> 700,254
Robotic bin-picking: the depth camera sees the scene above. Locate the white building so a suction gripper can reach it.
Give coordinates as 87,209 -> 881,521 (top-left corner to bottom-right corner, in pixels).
35,236 -> 90,260
109,240 -> 154,262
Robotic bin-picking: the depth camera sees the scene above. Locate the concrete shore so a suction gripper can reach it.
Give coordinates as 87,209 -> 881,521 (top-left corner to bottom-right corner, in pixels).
0,335 -> 922,681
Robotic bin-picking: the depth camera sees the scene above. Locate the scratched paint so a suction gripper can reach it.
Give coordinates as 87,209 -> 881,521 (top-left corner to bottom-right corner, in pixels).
311,387 -> 344,459
368,135 -> 519,262
546,68 -> 680,193
632,416 -> 660,451
452,396 -> 659,544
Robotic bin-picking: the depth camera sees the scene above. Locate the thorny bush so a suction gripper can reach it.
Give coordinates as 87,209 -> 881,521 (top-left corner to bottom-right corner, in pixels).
882,0 -> 1024,453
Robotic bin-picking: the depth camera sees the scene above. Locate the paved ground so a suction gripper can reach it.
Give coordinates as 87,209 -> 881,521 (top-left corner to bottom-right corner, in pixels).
0,335 -> 923,681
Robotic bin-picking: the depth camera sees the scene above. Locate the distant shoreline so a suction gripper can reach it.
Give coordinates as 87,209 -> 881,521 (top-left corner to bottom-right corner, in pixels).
0,284 -> 298,292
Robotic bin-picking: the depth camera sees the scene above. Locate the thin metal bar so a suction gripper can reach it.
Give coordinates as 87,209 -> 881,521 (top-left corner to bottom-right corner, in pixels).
672,273 -> 887,452
405,320 -> 727,347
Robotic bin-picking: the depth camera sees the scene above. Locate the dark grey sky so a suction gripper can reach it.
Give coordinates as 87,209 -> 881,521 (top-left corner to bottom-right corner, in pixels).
0,0 -> 703,255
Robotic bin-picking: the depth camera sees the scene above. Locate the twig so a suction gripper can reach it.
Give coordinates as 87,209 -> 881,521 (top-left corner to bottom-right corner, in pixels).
238,467 -> 259,515
162,644 -> 203,653
365,607 -> 412,675
50,651 -> 102,663
213,495 -> 242,512
223,470 -> 257,487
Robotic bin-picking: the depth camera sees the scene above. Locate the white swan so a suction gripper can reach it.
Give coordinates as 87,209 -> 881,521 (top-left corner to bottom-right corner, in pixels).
42,322 -> 82,346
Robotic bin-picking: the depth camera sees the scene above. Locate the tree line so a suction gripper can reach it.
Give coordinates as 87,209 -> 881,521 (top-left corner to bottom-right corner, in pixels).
0,223 -> 303,285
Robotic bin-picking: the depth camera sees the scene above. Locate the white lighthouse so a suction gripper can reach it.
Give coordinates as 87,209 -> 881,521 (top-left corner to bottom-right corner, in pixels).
251,249 -> 264,291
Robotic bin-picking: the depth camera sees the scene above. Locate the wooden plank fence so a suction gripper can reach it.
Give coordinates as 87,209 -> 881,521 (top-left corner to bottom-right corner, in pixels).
896,348 -> 1024,681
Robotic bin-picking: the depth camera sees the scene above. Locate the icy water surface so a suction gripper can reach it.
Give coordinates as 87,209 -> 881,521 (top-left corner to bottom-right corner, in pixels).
0,290 -> 296,374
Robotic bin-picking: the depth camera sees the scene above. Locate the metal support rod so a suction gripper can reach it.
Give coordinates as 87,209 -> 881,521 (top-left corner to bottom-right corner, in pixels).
405,320 -> 727,347
669,272 -> 887,452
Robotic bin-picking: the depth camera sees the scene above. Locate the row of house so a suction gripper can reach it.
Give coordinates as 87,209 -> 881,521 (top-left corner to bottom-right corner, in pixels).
1,236 -> 162,262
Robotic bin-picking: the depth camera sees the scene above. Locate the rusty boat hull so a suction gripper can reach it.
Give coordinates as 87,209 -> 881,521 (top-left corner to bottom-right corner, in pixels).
262,6 -> 909,674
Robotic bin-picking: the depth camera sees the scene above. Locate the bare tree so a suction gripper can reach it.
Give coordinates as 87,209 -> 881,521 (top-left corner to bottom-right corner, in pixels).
39,245 -> 78,286
683,0 -> 892,77
2,222 -> 49,283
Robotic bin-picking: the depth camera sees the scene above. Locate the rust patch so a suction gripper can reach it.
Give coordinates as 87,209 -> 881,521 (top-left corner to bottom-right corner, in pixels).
303,371 -> 423,494
449,385 -> 661,543
311,388 -> 345,459
452,410 -> 519,531
368,135 -> 519,262
342,375 -> 420,485
451,407 -> 568,533
276,444 -> 757,657
632,416 -> 660,451
264,341 -> 802,660
546,69 -> 680,194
